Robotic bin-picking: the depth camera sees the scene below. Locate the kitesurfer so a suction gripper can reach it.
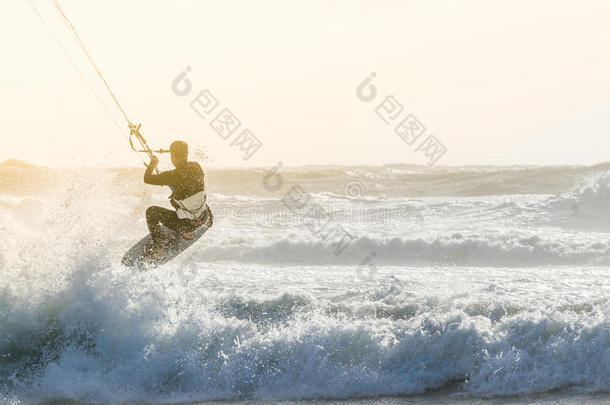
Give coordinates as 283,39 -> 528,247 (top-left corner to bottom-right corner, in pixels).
144,141 -> 212,258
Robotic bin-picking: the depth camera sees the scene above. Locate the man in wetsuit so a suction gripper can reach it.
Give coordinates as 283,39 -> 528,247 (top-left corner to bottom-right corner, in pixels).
144,140 -> 212,258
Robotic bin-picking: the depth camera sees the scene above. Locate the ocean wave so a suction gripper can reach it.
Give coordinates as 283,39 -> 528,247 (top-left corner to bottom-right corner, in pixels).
0,261 -> 607,403
538,171 -> 610,231
193,233 -> 610,267
1,162 -> 609,403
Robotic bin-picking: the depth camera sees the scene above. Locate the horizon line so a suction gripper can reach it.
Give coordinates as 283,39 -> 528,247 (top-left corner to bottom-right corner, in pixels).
2,158 -> 609,171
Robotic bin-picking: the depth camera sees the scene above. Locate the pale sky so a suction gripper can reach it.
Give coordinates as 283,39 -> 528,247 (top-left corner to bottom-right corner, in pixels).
1,0 -> 609,168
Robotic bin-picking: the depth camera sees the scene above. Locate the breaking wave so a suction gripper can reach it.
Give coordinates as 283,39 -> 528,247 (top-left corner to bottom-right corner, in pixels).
0,259 -> 608,404
194,233 -> 610,267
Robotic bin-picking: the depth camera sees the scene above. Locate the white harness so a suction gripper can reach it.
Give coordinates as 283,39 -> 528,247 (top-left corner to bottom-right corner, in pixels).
172,191 -> 207,220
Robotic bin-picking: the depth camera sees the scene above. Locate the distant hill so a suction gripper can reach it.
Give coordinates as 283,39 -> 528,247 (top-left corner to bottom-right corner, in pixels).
0,159 -> 41,168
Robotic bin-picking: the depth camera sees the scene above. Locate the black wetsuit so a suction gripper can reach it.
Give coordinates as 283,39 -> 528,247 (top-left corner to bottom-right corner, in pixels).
144,161 -> 211,247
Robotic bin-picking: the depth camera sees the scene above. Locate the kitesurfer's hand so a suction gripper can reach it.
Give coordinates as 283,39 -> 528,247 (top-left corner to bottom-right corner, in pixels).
149,156 -> 159,167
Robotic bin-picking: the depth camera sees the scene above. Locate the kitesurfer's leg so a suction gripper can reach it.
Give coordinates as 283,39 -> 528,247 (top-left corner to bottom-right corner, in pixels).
146,206 -> 180,247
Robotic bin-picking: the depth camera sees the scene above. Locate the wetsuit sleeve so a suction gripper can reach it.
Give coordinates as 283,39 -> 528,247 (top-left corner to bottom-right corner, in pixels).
194,162 -> 205,191
144,165 -> 176,186
196,163 -> 205,185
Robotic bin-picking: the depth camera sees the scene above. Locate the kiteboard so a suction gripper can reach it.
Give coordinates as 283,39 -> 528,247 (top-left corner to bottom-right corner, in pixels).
122,211 -> 213,271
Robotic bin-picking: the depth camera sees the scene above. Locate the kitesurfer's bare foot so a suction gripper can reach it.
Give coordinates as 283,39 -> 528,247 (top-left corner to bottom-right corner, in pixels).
152,246 -> 165,260
182,231 -> 197,240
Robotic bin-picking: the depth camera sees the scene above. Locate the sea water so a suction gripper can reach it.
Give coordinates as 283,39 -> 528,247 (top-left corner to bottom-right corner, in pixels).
0,161 -> 608,404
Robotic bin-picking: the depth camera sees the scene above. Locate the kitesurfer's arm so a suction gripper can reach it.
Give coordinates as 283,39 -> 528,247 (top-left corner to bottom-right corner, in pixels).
144,156 -> 174,186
